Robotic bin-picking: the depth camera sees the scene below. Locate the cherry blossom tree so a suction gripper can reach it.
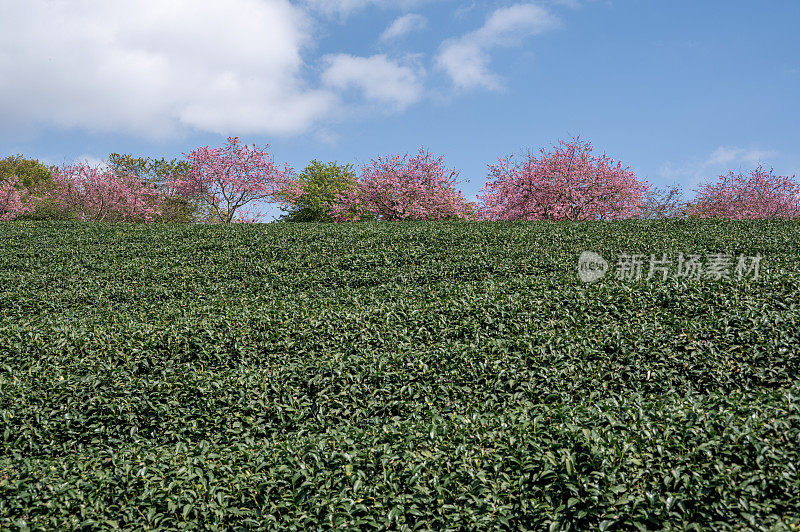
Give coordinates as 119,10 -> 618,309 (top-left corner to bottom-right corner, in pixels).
107,153 -> 197,222
328,148 -> 474,222
0,156 -> 61,219
0,176 -> 36,221
688,166 -> 800,219
477,138 -> 650,221
169,137 -> 300,224
50,163 -> 161,222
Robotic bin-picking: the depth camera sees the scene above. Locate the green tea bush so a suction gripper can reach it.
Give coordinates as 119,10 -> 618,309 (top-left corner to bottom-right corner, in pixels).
0,220 -> 798,530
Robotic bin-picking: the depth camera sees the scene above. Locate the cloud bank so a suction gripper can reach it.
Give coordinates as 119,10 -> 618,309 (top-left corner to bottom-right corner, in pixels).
0,0 -> 566,140
0,0 -> 334,139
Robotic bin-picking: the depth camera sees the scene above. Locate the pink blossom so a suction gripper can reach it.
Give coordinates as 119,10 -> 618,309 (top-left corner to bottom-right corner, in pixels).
170,137 -> 300,224
688,167 -> 800,219
50,163 -> 161,222
328,148 -> 474,222
477,138 -> 650,221
0,176 -> 36,221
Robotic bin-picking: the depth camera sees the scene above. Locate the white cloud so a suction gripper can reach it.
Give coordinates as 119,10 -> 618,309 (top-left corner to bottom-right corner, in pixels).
704,146 -> 778,167
303,0 -> 434,18
75,155 -> 110,171
437,41 -> 499,90
0,0 -> 336,139
321,54 -> 424,110
436,3 -> 560,90
453,2 -> 480,19
380,13 -> 428,41
303,0 -> 379,16
660,146 -> 780,192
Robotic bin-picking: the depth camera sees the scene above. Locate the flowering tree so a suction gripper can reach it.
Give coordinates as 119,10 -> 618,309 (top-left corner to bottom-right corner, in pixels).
107,153 -> 197,223
170,137 -> 300,224
50,163 -> 162,222
477,138 -> 650,221
328,148 -> 474,222
688,167 -> 800,219
0,176 -> 37,221
1,156 -> 63,220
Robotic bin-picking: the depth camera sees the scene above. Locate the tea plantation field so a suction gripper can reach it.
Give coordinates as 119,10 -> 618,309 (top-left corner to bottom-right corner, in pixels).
1,220 -> 799,530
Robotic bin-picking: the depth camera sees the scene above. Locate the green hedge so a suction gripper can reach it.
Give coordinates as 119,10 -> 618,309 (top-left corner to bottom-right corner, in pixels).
0,220 -> 798,530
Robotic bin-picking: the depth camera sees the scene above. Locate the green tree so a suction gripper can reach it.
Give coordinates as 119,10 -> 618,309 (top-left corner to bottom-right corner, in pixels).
278,160 -> 365,222
107,153 -> 197,223
0,155 -> 70,220
0,155 -> 53,189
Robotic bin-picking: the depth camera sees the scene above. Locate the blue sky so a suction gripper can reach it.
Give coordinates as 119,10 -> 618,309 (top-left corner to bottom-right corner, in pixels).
1,0 -> 798,220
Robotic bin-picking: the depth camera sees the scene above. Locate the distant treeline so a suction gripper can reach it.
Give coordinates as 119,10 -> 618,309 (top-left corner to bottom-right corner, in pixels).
2,137 -> 798,223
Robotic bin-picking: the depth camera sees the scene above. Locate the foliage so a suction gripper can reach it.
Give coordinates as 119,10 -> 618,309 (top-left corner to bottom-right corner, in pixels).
477,138 -> 651,221
0,176 -> 36,221
107,153 -> 197,223
107,153 -> 190,187
50,163 -> 162,222
638,184 -> 688,219
0,154 -> 54,190
330,148 -> 474,221
0,155 -> 68,220
278,160 -> 360,222
169,137 -> 300,224
688,166 -> 800,219
1,219 -> 799,529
